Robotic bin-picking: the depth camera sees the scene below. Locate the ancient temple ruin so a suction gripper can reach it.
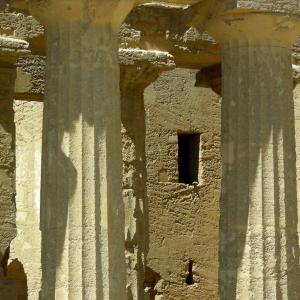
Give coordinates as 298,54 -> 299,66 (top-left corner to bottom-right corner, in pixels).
1,0 -> 300,299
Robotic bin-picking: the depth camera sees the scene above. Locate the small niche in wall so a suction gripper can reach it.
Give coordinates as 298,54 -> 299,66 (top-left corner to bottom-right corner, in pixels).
178,133 -> 200,185
186,260 -> 194,285
158,169 -> 168,182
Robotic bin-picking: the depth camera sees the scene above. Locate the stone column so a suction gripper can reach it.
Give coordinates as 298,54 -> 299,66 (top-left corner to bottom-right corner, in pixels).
206,12 -> 300,299
0,36 -> 29,298
16,1 -> 135,299
119,49 -> 175,300
0,67 -> 16,274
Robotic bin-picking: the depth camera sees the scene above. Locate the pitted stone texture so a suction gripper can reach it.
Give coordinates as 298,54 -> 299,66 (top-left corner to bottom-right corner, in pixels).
9,0 -> 207,11
121,3 -> 220,69
0,10 -> 43,39
144,68 -> 221,300
221,0 -> 300,12
121,80 -> 148,300
119,49 -> 175,70
5,3 -> 221,69
9,0 -> 136,30
14,55 -> 45,100
0,10 -> 44,54
0,36 -> 29,66
13,50 -> 172,102
120,55 -> 174,300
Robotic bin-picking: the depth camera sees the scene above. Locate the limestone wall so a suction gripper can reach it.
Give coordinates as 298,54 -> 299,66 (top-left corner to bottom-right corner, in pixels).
8,68 -> 221,300
5,29 -> 300,300
144,68 -> 221,300
2,2 -> 300,300
222,0 -> 300,12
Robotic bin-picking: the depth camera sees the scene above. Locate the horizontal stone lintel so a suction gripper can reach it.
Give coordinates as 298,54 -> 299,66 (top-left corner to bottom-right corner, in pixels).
0,36 -> 30,66
220,0 -> 300,14
119,48 -> 175,69
13,48 -> 175,101
0,36 -> 29,51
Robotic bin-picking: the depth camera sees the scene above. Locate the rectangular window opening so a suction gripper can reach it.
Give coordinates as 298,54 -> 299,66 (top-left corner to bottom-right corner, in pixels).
178,133 -> 200,185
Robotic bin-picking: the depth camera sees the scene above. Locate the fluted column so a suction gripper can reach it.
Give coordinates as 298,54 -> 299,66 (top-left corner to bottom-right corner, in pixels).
206,13 -> 300,299
119,49 -> 175,300
19,1 -> 135,299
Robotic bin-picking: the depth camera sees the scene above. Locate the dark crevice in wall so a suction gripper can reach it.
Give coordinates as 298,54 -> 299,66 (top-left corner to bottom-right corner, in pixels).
144,267 -> 161,300
7,258 -> 28,300
178,133 -> 200,185
0,246 -> 10,277
186,260 -> 194,285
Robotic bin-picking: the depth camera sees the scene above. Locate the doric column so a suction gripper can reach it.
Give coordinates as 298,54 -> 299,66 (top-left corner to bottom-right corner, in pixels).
206,10 -> 300,299
0,36 -> 29,297
13,1 -> 136,299
119,49 -> 175,300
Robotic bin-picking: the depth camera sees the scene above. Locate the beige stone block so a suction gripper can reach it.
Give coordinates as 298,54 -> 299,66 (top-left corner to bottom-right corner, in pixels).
14,68 -> 32,93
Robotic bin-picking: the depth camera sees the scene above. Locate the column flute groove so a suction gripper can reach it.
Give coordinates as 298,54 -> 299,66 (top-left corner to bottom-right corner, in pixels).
207,12 -> 300,299
27,1 -> 137,298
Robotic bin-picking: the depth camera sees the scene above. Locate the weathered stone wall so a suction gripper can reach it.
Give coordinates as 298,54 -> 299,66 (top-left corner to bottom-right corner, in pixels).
4,2 -> 300,300
8,67 -> 222,300
222,0 -> 300,12
144,68 -> 221,299
0,8 -> 44,55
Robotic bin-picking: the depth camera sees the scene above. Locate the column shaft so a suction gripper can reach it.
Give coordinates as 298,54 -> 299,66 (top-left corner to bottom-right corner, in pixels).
40,21 -> 125,300
119,52 -> 174,299
220,40 -> 300,299
0,67 -> 16,270
121,87 -> 147,300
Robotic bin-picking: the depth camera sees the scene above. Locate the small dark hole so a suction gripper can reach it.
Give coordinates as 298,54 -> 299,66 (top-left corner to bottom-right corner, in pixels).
185,260 -> 194,285
178,133 -> 200,185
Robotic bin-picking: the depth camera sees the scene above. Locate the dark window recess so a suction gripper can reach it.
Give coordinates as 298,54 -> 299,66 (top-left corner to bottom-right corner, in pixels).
178,133 -> 200,185
186,260 -> 194,285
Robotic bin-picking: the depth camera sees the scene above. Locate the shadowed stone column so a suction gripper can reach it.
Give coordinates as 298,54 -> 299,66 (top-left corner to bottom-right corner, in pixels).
11,1 -> 137,299
119,49 -> 175,300
0,36 -> 29,298
0,67 -> 16,274
206,9 -> 300,300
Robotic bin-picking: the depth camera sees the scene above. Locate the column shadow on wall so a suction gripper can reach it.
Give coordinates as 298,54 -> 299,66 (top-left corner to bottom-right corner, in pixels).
40,72 -> 147,299
40,112 -> 107,298
40,131 -> 77,299
40,96 -> 111,298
